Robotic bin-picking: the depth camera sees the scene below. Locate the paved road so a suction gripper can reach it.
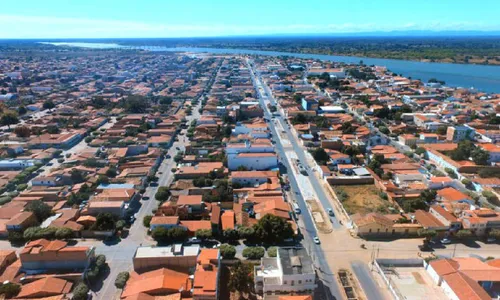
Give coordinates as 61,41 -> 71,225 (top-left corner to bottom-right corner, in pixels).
247,60 -> 343,300
351,261 -> 385,300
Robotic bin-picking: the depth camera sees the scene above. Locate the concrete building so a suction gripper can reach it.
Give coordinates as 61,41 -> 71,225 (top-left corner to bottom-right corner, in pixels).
446,126 -> 475,142
254,248 -> 316,296
133,244 -> 200,273
228,152 -> 278,171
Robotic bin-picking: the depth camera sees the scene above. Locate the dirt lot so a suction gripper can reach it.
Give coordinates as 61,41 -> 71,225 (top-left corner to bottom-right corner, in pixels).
306,199 -> 333,233
335,185 -> 394,215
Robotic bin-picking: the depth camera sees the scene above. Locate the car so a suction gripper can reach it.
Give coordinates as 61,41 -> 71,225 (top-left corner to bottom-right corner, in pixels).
129,215 -> 136,223
487,237 -> 496,243
440,238 -> 451,244
175,147 -> 180,150
313,236 -> 320,244
142,196 -> 150,200
327,208 -> 335,216
165,154 -> 171,158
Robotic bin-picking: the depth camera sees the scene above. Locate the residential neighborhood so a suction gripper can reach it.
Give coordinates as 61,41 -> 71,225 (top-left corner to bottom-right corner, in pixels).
0,44 -> 498,300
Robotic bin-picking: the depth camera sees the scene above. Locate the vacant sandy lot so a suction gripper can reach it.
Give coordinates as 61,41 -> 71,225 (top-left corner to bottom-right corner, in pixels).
335,185 -> 394,215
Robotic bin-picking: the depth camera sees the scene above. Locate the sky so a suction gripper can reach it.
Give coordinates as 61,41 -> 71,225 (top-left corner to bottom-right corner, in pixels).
2,0 -> 500,38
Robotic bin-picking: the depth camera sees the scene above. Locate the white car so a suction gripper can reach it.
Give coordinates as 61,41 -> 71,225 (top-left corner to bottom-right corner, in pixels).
441,238 -> 451,244
313,236 -> 321,244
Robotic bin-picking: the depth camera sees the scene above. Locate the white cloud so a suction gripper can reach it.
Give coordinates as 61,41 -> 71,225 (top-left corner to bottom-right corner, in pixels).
1,14 -> 499,38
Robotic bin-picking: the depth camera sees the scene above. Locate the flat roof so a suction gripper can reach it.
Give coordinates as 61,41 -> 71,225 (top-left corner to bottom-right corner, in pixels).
278,248 -> 314,275
135,245 -> 200,258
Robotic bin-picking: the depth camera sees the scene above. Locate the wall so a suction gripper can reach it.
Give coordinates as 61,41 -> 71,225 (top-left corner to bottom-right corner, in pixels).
133,256 -> 197,273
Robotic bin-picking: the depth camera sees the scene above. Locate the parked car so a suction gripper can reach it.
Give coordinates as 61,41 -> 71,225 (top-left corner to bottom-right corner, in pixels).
441,238 -> 451,244
165,154 -> 171,159
313,236 -> 320,244
327,208 -> 335,216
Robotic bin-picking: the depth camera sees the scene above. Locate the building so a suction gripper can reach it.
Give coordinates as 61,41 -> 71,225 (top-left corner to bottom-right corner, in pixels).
121,268 -> 192,299
231,170 -> 278,186
254,248 -> 316,296
228,153 -> 278,171
301,98 -> 318,111
20,239 -> 95,273
426,257 -> 500,299
5,212 -> 37,232
0,159 -> 36,171
133,244 -> 200,273
16,277 -> 73,299
193,249 -> 220,300
350,212 -> 422,237
446,126 -> 475,142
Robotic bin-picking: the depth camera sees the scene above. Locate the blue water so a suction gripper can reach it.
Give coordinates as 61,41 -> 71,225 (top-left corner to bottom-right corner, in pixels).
45,42 -> 500,92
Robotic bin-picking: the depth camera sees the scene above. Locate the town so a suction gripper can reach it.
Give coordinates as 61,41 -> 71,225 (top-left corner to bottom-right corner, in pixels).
0,46 -> 498,300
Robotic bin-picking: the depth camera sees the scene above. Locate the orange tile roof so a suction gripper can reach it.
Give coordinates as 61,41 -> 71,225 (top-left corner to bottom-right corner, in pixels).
221,211 -> 235,230
179,220 -> 211,232
122,268 -> 191,299
177,195 -> 203,206
437,187 -> 470,203
442,272 -> 490,300
16,277 -> 73,298
193,249 -> 219,298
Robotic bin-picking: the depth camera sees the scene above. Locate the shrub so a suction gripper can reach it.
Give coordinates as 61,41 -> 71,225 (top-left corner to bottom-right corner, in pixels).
57,158 -> 65,163
71,283 -> 89,300
195,229 -> 213,240
23,226 -> 57,241
114,271 -> 130,289
0,282 -> 21,298
220,243 -> 236,259
143,215 -> 153,227
55,227 -> 73,240
7,231 -> 23,243
116,220 -> 126,231
267,247 -> 278,257
0,196 -> 12,205
84,137 -> 93,143
242,247 -> 265,260
16,184 -> 28,191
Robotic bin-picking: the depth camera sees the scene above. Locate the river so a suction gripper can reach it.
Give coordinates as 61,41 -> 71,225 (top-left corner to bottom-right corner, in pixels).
44,42 -> 500,92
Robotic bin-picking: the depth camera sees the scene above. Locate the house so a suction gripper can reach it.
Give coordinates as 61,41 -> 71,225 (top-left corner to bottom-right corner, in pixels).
193,249 -> 220,300
350,212 -> 421,237
446,126 -> 475,142
479,143 -> 500,163
426,177 -> 454,189
460,208 -> 500,236
6,212 -> 37,232
177,195 -> 205,214
429,205 -> 462,231
150,216 -> 180,230
221,211 -> 235,230
133,245 -> 200,273
437,187 -> 473,205
231,171 -> 278,187
426,257 -> 500,299
16,277 -> 73,299
419,133 -> 439,144
87,201 -> 126,217
20,239 -> 95,272
0,159 -> 36,171
175,162 -> 226,179
254,248 -> 316,296
121,268 -> 192,299
228,153 -> 278,171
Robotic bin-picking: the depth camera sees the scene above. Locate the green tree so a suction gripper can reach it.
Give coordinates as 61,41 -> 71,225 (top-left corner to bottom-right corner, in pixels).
417,229 -> 437,242
415,147 -> 426,156
91,213 -> 116,231
70,169 -> 86,183
43,100 -> 55,110
143,215 -> 153,227
488,229 -> 500,240
124,95 -> 149,113
242,246 -> 265,259
71,283 -> 89,300
228,261 -> 253,292
471,148 -> 490,165
155,187 -> 170,201
311,148 -> 329,164
114,271 -> 130,289
0,282 -> 21,298
291,113 -> 308,125
195,229 -> 213,240
456,229 -> 473,239
25,200 -> 52,223
1,111 -> 19,129
223,229 -> 239,241
267,246 -> 278,257
14,125 -> 30,138
220,243 -> 236,259
55,227 -> 73,240
17,106 -> 27,115
237,226 -> 255,240
420,190 -> 437,202
253,214 -> 294,244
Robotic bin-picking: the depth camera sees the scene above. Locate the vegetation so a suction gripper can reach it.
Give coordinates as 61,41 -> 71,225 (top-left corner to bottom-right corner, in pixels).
114,271 -> 130,289
267,246 -> 278,257
228,261 -> 254,293
456,229 -> 473,239
25,200 -> 52,223
242,247 -> 265,259
90,213 -> 117,231
143,215 -> 153,228
151,227 -> 188,243
220,243 -> 236,259
86,255 -> 107,284
155,186 -> 170,201
311,148 -> 329,165
0,282 -> 21,298
195,229 -> 213,240
253,214 -> 294,245
71,283 -> 89,300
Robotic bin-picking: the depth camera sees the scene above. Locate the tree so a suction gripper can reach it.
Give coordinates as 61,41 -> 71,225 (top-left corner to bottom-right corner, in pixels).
418,229 -> 437,242
116,220 -> 126,231
25,200 -> 52,223
482,190 -> 498,202
445,168 -> 458,179
124,95 -> 149,113
0,282 -> 21,298
420,190 -> 437,202
223,229 -> 239,241
17,106 -> 27,115
242,246 -> 265,259
311,148 -> 329,164
253,214 -> 294,244
479,168 -> 500,178
291,113 -> 308,125
415,147 -> 426,156
91,213 -> 116,231
14,125 -> 30,138
228,261 -> 253,292
115,271 -> 130,289
471,148 -> 490,165
456,229 -> 473,239
195,229 -> 213,240
55,227 -> 73,240
143,215 -> 153,227
436,126 -> 448,135
70,169 -> 86,183
152,227 -> 188,243
378,125 -> 390,134
155,187 -> 170,201
267,246 -> 278,257
96,175 -> 110,185
400,197 -> 427,212
1,111 -> 19,128
46,125 -> 60,134
237,226 -> 255,240
43,100 -> 55,110
488,229 -> 500,240
220,243 -> 236,259
72,283 -> 89,300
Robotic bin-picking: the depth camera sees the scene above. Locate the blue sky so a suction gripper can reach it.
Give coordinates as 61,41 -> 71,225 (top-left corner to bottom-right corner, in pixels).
2,0 -> 500,38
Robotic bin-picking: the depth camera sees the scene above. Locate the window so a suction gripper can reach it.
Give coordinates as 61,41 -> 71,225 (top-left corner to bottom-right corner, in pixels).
298,280 -> 302,284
